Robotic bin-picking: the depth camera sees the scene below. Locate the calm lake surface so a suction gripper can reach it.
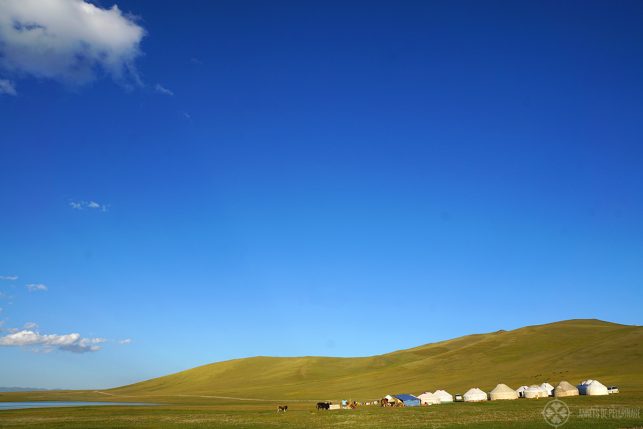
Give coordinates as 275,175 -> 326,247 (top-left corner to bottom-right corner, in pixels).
0,401 -> 155,410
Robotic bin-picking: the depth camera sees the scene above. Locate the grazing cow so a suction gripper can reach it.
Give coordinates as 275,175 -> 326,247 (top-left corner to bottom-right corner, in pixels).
277,405 -> 288,413
316,402 -> 330,410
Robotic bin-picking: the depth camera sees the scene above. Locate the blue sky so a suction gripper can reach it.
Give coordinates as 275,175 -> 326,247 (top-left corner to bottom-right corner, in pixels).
0,0 -> 642,389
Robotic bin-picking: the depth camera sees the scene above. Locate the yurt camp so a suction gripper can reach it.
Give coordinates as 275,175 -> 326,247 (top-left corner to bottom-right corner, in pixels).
516,385 -> 529,398
463,388 -> 488,402
417,392 -> 440,405
524,385 -> 548,399
540,382 -> 554,397
554,381 -> 579,397
579,380 -> 609,396
489,384 -> 519,400
434,390 -> 454,403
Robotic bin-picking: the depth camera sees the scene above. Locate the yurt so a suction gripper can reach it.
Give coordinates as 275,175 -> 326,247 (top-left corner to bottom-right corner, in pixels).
516,385 -> 529,398
417,392 -> 440,405
577,380 -> 592,395
540,382 -> 554,397
393,394 -> 421,407
383,394 -> 399,405
463,387 -> 488,402
434,390 -> 454,403
585,380 -> 609,396
524,385 -> 548,399
489,384 -> 519,400
554,381 -> 579,398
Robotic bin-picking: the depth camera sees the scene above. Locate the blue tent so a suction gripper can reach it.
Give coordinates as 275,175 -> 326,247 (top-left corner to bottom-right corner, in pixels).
393,394 -> 421,407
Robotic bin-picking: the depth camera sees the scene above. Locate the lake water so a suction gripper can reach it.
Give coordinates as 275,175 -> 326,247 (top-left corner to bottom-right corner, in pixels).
0,401 -> 155,410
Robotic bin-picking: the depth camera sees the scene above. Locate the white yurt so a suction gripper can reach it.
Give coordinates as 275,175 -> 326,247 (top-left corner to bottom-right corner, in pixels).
463,387 -> 488,402
384,394 -> 397,404
554,381 -> 579,398
417,392 -> 440,405
540,382 -> 554,397
524,385 -> 548,399
433,390 -> 454,403
489,384 -> 519,400
585,380 -> 609,396
516,385 -> 529,398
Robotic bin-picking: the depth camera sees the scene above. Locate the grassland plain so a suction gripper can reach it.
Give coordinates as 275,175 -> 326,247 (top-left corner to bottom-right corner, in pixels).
0,394 -> 641,428
1,319 -> 641,428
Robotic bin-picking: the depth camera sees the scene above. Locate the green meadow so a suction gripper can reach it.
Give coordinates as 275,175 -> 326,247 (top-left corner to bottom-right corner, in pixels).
1,319 -> 641,428
0,394 -> 641,428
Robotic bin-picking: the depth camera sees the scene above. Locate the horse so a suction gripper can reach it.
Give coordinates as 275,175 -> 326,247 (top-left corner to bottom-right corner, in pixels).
277,405 -> 288,413
380,398 -> 389,407
316,402 -> 330,410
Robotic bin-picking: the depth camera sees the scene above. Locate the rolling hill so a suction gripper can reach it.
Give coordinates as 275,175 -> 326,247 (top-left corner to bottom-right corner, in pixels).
111,319 -> 642,400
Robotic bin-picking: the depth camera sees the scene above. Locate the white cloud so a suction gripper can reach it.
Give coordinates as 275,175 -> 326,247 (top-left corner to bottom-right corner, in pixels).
119,338 -> 132,345
0,79 -> 17,95
70,200 -> 108,211
155,83 -> 174,96
0,329 -> 105,353
0,0 -> 145,85
23,322 -> 38,330
26,283 -> 48,292
0,275 -> 18,281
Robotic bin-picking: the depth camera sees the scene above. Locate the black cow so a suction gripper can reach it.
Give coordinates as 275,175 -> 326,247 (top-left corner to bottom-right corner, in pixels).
277,405 -> 288,412
316,402 -> 331,410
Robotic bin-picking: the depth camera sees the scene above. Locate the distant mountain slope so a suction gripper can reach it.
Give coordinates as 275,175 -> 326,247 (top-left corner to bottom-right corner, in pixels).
0,387 -> 54,392
112,319 -> 642,399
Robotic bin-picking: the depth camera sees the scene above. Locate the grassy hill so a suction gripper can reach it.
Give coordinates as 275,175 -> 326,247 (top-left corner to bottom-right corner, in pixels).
111,319 -> 642,400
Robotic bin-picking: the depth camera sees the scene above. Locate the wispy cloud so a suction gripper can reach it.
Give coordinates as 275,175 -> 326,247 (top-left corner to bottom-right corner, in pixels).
155,83 -> 174,96
69,200 -> 108,212
0,275 -> 18,281
23,322 -> 38,330
0,330 -> 105,353
26,283 -> 47,292
0,0 -> 145,86
119,338 -> 132,345
0,79 -> 16,96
